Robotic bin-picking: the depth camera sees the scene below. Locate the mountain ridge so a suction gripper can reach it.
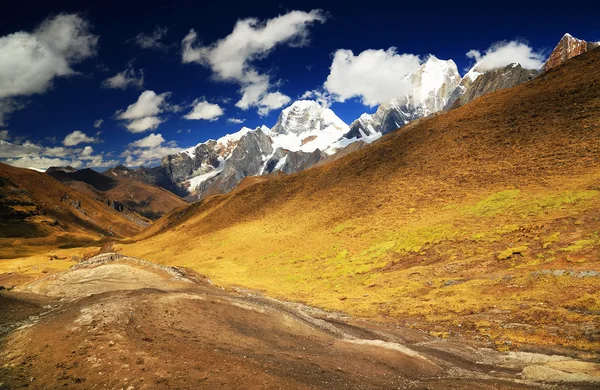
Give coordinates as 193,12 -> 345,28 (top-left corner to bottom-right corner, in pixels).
96,33 -> 595,201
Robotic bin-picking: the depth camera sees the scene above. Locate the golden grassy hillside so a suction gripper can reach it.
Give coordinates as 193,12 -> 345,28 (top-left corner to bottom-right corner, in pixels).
121,48 -> 600,352
0,163 -> 144,259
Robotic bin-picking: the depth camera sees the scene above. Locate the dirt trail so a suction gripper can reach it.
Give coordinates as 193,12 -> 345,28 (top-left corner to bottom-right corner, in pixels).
1,253 -> 598,389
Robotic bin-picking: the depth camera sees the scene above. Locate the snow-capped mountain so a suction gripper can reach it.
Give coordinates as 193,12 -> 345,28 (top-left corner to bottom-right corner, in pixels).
269,100 -> 348,154
345,56 -> 461,138
120,33 -> 598,201
162,101 -> 350,197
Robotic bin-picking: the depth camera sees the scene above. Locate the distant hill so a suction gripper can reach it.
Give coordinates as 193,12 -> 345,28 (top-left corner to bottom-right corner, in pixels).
0,163 -> 147,257
47,167 -> 187,220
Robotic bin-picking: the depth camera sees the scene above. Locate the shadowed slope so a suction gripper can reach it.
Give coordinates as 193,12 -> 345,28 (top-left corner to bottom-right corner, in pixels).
48,168 -> 187,220
0,163 -> 145,258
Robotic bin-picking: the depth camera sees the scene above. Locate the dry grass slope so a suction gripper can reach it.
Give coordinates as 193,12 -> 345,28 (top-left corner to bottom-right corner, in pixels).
122,48 -> 600,353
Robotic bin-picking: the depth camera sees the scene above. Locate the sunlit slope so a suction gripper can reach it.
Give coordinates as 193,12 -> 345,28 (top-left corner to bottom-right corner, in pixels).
122,48 -> 600,351
0,163 -> 144,258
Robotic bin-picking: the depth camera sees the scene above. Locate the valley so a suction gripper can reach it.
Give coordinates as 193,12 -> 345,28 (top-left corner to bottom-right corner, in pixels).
1,31 -> 600,389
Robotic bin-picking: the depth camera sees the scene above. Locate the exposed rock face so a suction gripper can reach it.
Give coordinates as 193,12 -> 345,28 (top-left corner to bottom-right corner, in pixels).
194,128 -> 273,197
346,56 -> 461,138
150,102 -> 351,200
446,64 -> 538,109
542,33 -> 600,72
263,148 -> 327,175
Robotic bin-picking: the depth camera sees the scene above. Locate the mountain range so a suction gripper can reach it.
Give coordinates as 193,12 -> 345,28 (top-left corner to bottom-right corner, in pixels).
86,33 -> 595,201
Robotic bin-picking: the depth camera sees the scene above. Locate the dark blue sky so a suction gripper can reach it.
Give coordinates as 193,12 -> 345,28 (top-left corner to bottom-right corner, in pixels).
1,0 -> 598,169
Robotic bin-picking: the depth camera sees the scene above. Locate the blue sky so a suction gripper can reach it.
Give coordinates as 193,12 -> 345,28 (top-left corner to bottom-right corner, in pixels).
0,0 -> 598,170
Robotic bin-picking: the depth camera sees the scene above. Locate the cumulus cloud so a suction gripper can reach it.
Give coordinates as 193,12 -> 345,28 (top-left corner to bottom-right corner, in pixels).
129,133 -> 165,148
183,100 -> 224,121
182,10 -> 325,115
0,130 -> 9,141
80,145 -> 94,158
102,65 -> 144,89
227,118 -> 245,124
44,146 -> 71,157
125,117 -> 163,133
0,99 -> 25,127
122,134 -> 183,167
4,156 -> 81,170
0,140 -> 42,158
63,130 -> 99,146
116,90 -> 176,133
300,89 -> 333,108
0,14 -> 97,124
256,92 -> 291,116
324,48 -> 421,107
117,90 -> 170,119
134,26 -> 168,50
93,119 -> 104,128
1,139 -> 117,170
466,41 -> 545,72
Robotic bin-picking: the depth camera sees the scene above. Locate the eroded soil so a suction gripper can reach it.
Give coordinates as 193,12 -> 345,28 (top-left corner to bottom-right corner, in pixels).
0,254 -> 599,389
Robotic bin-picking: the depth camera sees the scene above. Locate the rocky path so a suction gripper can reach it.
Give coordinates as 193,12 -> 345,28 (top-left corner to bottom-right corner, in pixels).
0,253 -> 598,389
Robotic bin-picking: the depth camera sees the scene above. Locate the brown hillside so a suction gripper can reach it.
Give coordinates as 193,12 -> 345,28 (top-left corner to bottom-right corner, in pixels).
48,168 -> 187,220
123,48 -> 600,352
0,163 -> 146,258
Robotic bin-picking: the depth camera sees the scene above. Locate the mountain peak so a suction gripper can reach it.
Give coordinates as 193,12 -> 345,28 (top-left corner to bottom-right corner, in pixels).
271,100 -> 347,136
542,33 -> 600,72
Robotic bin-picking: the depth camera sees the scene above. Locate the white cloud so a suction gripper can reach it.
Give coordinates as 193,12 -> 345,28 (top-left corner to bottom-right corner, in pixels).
183,100 -> 224,121
102,65 -> 144,89
44,146 -> 70,157
134,26 -> 168,50
129,133 -> 165,148
80,145 -> 94,158
0,140 -> 42,158
227,118 -> 245,124
300,89 -> 333,108
0,130 -> 9,140
0,98 -> 27,127
63,130 -> 99,146
466,41 -> 545,72
0,14 -> 97,126
1,139 -> 117,170
125,116 -> 162,133
257,92 -> 291,116
122,138 -> 183,167
324,48 -> 421,107
117,90 -> 170,120
182,10 -> 325,115
4,155 -> 82,170
116,90 -> 176,133
93,119 -> 103,128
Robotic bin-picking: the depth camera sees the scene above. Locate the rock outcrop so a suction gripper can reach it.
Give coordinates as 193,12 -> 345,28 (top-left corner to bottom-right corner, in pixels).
446,64 -> 538,109
542,33 -> 600,72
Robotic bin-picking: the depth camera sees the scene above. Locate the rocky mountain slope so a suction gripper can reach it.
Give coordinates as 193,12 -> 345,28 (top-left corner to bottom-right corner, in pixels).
47,167 -> 187,220
542,33 -> 600,72
445,63 -> 538,109
125,46 -> 600,354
